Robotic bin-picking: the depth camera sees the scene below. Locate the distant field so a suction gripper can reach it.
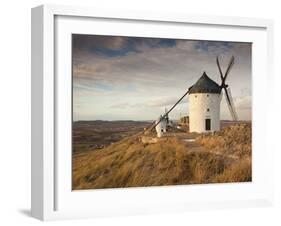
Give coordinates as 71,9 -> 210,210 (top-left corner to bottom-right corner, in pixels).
72,120 -> 251,190
73,120 -> 151,155
73,120 -> 250,155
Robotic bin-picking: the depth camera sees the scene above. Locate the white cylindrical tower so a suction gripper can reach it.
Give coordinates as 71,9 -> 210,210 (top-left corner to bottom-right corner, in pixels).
188,72 -> 222,133
155,115 -> 167,137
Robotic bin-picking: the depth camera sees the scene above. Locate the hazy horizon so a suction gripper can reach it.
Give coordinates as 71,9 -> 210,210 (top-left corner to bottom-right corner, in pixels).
73,35 -> 252,121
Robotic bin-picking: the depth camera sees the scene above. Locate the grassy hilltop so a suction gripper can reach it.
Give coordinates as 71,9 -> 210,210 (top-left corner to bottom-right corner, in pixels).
73,123 -> 251,190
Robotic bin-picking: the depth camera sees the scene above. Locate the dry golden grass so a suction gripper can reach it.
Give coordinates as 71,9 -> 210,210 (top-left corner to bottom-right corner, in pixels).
73,124 -> 252,190
212,158 -> 251,183
196,124 -> 252,158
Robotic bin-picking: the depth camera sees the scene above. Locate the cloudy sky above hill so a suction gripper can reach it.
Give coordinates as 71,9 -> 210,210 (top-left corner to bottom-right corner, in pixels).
73,34 -> 252,121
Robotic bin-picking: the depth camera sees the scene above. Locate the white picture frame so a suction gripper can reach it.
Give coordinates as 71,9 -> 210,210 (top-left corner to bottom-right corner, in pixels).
31,4 -> 274,221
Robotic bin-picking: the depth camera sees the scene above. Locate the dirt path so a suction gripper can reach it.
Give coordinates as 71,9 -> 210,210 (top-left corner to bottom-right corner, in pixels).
172,133 -> 240,161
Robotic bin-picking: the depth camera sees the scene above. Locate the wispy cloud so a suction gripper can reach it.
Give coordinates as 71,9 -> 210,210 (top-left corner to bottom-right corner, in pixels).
145,96 -> 187,107
109,102 -> 138,109
234,96 -> 252,110
72,35 -> 252,121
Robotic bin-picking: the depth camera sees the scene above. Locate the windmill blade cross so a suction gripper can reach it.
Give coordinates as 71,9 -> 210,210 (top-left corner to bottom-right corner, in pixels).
216,55 -> 238,121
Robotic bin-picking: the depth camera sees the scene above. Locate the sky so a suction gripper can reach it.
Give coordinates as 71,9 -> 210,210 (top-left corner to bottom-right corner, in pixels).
72,34 -> 252,121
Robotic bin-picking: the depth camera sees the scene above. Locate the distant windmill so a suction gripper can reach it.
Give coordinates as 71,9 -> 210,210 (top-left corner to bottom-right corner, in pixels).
164,107 -> 169,125
150,56 -> 238,134
155,114 -> 167,137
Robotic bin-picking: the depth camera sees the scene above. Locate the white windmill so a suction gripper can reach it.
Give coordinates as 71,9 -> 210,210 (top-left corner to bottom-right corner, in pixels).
155,114 -> 167,137
188,71 -> 222,132
151,56 -> 238,134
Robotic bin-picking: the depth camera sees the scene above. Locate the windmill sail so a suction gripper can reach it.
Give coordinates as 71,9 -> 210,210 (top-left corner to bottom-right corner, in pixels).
223,56 -> 234,83
224,87 -> 238,121
216,55 -> 238,121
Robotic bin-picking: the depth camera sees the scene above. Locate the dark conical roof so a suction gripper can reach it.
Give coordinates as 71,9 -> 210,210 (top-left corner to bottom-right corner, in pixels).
188,72 -> 221,94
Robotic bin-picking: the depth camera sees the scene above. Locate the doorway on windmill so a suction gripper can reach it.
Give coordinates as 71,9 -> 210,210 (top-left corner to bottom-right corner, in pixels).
205,119 -> 211,131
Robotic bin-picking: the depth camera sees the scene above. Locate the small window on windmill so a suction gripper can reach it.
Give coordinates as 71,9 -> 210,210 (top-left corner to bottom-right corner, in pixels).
207,108 -> 210,112
207,94 -> 209,97
195,95 -> 197,98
